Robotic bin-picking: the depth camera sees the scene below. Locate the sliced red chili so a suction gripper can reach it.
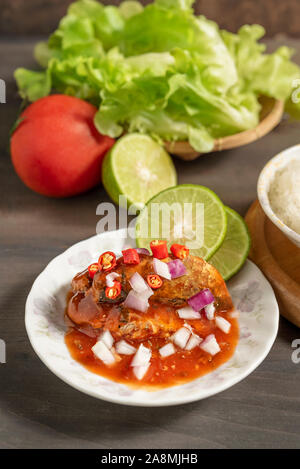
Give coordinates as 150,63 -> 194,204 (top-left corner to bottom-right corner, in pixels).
150,240 -> 168,259
147,274 -> 163,289
105,280 -> 122,300
122,248 -> 140,265
170,243 -> 189,260
98,251 -> 117,272
88,263 -> 99,279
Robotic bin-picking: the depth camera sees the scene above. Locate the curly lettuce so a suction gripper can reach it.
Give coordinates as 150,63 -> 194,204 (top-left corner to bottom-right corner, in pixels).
14,0 -> 300,152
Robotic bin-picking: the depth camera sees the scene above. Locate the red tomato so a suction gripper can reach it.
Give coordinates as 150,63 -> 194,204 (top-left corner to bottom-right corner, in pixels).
10,95 -> 115,197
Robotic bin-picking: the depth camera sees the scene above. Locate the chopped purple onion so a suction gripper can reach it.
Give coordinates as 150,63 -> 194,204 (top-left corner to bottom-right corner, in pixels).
188,288 -> 215,312
167,259 -> 187,279
136,248 -> 151,256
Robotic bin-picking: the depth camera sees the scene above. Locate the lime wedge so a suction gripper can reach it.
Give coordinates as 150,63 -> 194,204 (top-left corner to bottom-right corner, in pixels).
102,134 -> 177,209
209,207 -> 251,280
135,184 -> 227,260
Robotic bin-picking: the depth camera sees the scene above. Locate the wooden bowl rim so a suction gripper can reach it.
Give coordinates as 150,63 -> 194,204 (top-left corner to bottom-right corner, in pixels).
165,97 -> 284,160
245,199 -> 300,328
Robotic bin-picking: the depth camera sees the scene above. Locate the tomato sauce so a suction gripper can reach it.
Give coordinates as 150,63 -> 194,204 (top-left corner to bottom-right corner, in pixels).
65,297 -> 239,390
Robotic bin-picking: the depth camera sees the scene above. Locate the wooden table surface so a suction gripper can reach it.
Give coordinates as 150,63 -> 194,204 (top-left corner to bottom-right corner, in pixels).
1,38 -> 300,449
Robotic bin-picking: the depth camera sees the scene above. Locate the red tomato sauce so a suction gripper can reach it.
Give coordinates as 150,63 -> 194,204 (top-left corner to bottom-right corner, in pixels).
65,298 -> 239,390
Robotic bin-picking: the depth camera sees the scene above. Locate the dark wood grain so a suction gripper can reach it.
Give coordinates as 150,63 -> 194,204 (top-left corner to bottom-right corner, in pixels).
1,37 -> 300,449
1,0 -> 300,37
195,0 -> 300,38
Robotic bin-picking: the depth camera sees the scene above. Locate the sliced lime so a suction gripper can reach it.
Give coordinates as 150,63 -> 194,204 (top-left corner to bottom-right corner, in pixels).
209,207 -> 251,280
135,184 -> 227,260
102,134 -> 177,209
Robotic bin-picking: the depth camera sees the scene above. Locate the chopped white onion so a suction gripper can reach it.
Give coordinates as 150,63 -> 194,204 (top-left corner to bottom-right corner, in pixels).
183,322 -> 194,333
105,272 -> 120,287
205,302 -> 215,320
172,327 -> 191,349
92,341 -> 115,365
159,343 -> 176,357
99,330 -> 114,349
130,338 -> 151,382
143,285 -> 154,299
185,334 -> 202,350
133,363 -> 150,380
131,344 -> 152,367
153,258 -> 171,280
115,340 -> 136,355
177,306 -> 201,320
129,272 -> 153,299
124,290 -> 149,313
215,316 -> 231,334
200,334 -> 220,356
129,272 -> 148,293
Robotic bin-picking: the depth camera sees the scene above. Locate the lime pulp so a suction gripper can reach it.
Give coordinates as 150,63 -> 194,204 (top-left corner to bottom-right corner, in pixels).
102,133 -> 177,209
135,184 -> 227,260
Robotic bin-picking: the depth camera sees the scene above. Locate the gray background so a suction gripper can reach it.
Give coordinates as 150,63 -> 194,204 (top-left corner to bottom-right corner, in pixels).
2,0 -> 300,37
1,0 -> 300,449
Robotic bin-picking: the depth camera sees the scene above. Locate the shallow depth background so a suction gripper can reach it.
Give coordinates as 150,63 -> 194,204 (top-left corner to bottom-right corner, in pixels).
1,0 -> 300,37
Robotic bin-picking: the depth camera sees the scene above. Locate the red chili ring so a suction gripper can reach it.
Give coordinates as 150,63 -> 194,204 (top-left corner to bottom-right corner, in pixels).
105,281 -> 122,300
170,243 -> 189,260
147,274 -> 163,289
98,251 -> 117,272
88,263 -> 99,279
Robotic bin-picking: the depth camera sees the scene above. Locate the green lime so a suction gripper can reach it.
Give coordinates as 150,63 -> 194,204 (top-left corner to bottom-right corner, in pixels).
102,134 -> 177,209
209,207 -> 251,280
135,184 -> 227,260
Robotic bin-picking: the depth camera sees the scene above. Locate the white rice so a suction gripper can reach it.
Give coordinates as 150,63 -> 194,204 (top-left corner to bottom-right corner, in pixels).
268,159 -> 300,234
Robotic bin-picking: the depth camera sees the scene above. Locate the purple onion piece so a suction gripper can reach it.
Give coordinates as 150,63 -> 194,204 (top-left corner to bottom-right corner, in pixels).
136,248 -> 151,256
188,288 -> 214,312
167,259 -> 187,279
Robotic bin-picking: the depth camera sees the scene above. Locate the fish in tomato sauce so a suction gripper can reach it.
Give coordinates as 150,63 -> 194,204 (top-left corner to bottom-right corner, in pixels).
65,244 -> 239,389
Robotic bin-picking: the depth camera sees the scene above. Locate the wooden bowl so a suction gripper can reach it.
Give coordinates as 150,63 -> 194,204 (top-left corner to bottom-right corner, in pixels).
245,200 -> 300,328
164,96 -> 284,161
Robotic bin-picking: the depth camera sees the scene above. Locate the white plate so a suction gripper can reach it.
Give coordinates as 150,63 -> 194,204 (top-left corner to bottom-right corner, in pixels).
25,229 -> 279,407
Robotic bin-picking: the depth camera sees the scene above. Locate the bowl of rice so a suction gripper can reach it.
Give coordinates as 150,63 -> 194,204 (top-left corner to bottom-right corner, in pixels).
258,144 -> 300,248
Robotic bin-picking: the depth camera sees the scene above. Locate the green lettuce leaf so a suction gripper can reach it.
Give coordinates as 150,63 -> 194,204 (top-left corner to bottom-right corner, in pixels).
119,3 -> 238,93
119,1 -> 144,19
93,47 -> 258,152
62,0 -> 124,51
14,0 -> 300,152
222,25 -> 300,103
14,68 -> 51,101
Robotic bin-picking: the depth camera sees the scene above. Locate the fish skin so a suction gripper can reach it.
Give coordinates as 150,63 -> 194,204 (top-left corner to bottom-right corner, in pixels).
92,254 -> 233,311
67,254 -> 233,341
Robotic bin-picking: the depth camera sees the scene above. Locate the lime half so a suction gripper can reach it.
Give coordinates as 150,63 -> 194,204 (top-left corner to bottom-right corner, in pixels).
136,184 -> 227,260
102,134 -> 177,209
209,207 -> 251,280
